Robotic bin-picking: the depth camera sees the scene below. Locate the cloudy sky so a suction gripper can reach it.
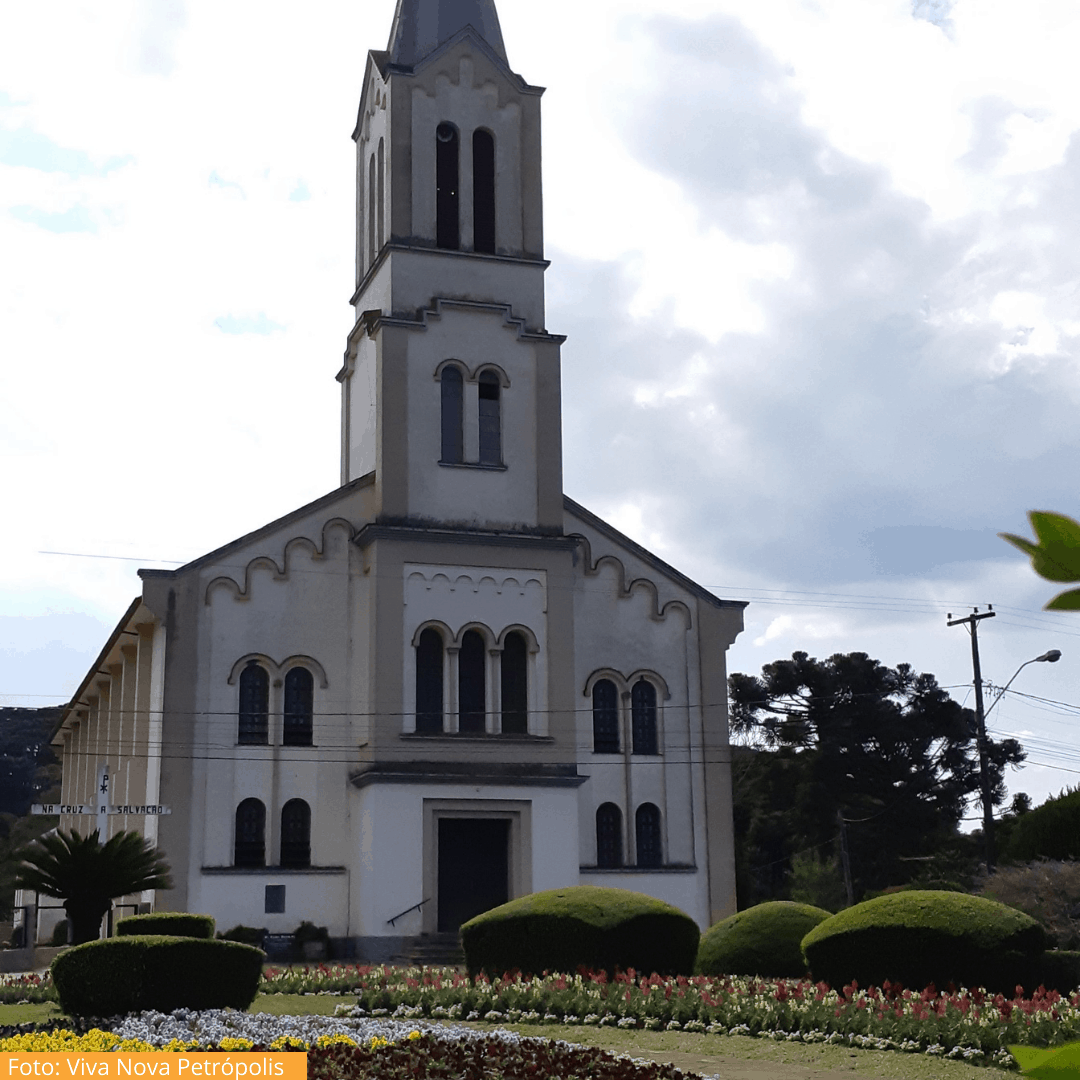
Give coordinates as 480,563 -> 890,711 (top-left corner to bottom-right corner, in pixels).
3,0 -> 1079,821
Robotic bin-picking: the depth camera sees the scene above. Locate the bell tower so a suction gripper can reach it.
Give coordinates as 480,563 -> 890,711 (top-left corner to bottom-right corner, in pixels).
338,0 -> 565,534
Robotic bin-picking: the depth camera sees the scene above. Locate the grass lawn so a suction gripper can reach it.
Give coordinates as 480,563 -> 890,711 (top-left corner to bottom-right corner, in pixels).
1,995 -> 1016,1078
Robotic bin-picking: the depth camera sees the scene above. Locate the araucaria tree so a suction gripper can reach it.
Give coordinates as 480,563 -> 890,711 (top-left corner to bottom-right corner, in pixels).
15,829 -> 173,944
730,652 -> 1024,902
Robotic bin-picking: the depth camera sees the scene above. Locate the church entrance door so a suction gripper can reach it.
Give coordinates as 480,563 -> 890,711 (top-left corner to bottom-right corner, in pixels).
437,818 -> 509,932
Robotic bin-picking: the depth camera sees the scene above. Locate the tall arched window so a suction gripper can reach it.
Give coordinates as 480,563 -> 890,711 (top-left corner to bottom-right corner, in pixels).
636,803 -> 662,868
631,679 -> 658,755
280,799 -> 311,868
500,631 -> 528,734
416,628 -> 444,733
283,668 -> 313,747
235,798 -> 265,867
592,679 -> 619,753
436,122 -> 460,250
376,137 -> 385,250
368,151 -> 376,265
472,129 -> 495,254
478,371 -> 501,465
596,803 -> 623,869
440,366 -> 464,464
238,661 -> 269,745
459,629 -> 486,732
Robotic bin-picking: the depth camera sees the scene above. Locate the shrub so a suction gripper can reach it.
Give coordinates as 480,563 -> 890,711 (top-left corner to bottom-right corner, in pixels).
116,912 -> 215,939
802,890 -> 1049,993
218,924 -> 267,946
52,935 -> 263,1015
460,886 -> 699,977
695,901 -> 831,977
293,921 -> 329,945
982,860 -> 1080,949
1003,788 -> 1080,862
49,920 -> 69,946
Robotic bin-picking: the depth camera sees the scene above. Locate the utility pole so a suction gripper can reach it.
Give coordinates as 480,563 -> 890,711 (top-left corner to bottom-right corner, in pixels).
836,808 -> 854,908
948,607 -> 997,871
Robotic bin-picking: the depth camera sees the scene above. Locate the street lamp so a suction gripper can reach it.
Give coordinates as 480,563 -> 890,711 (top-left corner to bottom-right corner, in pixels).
977,648 -> 1061,870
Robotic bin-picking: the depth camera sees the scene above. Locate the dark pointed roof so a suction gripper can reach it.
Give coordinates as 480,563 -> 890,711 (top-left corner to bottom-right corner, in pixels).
386,0 -> 508,69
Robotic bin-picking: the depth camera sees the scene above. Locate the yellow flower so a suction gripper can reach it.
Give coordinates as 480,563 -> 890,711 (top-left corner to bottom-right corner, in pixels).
218,1038 -> 255,1051
314,1034 -> 358,1049
270,1036 -> 309,1050
407,1031 -> 421,1041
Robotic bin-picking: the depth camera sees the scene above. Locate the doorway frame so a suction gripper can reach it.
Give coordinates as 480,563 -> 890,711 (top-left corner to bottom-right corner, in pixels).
422,799 -> 532,934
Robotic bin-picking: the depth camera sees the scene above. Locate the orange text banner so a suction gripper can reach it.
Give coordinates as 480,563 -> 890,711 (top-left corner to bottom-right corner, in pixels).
2,1056 -> 307,1080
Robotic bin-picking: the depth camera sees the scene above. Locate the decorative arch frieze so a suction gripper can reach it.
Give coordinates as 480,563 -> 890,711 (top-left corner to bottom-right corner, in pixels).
568,533 -> 693,628
204,518 -> 355,605
227,653 -> 329,688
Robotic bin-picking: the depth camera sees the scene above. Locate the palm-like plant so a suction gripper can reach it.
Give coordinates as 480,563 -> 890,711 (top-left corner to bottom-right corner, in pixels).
15,829 -> 173,945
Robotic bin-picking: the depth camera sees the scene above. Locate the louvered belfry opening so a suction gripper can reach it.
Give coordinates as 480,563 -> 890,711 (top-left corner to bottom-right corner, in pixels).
473,129 -> 496,253
436,122 -> 460,250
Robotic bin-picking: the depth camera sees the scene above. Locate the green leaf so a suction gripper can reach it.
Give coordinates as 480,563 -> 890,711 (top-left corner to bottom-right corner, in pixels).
1047,587 -> 1080,611
999,512 -> 1080,584
1009,1041 -> 1080,1079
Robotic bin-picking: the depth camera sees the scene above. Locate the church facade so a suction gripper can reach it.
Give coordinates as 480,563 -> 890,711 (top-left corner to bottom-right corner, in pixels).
42,0 -> 745,958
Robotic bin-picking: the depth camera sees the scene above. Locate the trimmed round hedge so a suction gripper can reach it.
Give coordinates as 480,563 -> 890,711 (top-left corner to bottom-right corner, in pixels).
116,912 -> 215,939
801,890 -> 1049,992
460,886 -> 699,977
696,901 -> 832,977
52,935 -> 263,1015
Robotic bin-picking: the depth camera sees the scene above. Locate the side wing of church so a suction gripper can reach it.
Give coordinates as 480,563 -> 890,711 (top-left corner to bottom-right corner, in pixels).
40,0 -> 746,957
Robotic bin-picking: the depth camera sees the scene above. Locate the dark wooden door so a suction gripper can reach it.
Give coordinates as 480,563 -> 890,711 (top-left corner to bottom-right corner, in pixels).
437,818 -> 509,932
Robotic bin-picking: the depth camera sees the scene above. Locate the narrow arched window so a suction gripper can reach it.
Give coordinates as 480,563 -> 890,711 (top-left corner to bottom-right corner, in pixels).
283,668 -> 314,747
238,661 -> 269,745
235,798 -> 265,867
478,371 -> 501,465
280,799 -> 311,868
631,679 -> 658,755
500,631 -> 528,734
596,803 -> 623,869
440,366 -> 464,464
368,152 -> 376,266
592,679 -> 619,753
473,129 -> 495,254
636,803 -> 662,868
436,122 -> 459,250
377,137 -> 385,250
416,628 -> 444,733
459,629 -> 486,732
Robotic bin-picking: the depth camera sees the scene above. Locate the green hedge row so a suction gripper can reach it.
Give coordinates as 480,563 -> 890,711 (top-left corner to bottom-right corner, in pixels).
696,901 -> 831,978
461,886 -> 699,977
116,913 -> 215,939
51,936 -> 263,1015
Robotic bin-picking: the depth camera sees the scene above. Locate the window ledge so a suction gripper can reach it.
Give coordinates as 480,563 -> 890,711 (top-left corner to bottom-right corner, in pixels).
579,865 -> 698,875
201,866 -> 347,875
401,732 -> 553,742
438,460 -> 507,471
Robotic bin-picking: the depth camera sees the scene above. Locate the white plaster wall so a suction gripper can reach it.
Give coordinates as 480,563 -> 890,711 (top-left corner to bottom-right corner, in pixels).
347,335 -> 378,482
193,873 -> 349,936
405,308 -> 540,526
356,65 -> 389,282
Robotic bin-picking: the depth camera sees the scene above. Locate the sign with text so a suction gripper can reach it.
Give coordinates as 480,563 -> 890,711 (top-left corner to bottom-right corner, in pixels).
1,1054 -> 305,1078
30,805 -> 173,816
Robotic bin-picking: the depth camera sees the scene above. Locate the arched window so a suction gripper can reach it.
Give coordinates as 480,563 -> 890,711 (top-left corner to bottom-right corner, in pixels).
459,629 -> 486,732
631,679 -> 658,755
440,366 -> 464,464
596,803 -> 623,869
235,798 -> 265,867
478,371 -> 501,465
238,661 -> 269,745
592,679 -> 619,753
280,799 -> 311,868
500,631 -> 528,734
368,151 -> 376,266
636,803 -> 662,868
283,667 -> 313,747
376,137 -> 385,250
416,627 -> 444,733
436,122 -> 459,250
472,129 -> 495,254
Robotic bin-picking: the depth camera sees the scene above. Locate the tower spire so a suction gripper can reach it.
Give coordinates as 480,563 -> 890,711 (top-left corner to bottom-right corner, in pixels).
386,0 -> 508,69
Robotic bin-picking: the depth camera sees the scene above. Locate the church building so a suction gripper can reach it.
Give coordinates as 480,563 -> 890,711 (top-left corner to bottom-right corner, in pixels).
41,0 -> 746,958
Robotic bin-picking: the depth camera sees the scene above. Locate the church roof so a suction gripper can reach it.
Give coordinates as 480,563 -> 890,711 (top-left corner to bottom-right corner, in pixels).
386,0 -> 508,69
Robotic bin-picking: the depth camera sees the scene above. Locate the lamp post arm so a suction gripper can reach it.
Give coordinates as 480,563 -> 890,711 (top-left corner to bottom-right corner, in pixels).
984,659 -> 1034,720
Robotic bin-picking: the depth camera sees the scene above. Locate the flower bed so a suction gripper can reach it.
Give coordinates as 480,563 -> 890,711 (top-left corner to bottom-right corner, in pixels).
0,1014 -> 699,1080
0,971 -> 54,1005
